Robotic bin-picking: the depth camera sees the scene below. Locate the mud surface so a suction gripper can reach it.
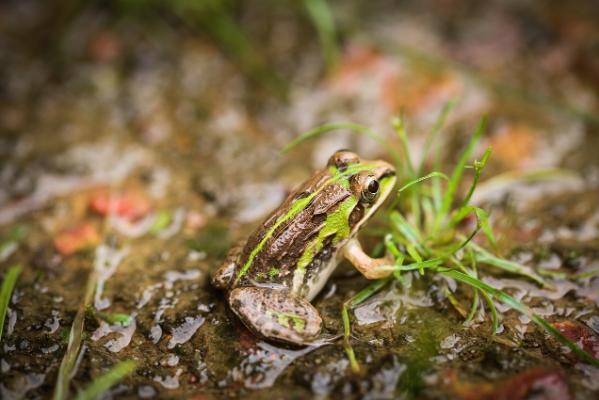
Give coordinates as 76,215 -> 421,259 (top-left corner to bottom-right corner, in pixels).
1,1 -> 598,399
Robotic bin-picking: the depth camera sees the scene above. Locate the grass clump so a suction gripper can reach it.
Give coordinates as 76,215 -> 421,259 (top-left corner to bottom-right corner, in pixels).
285,103 -> 599,372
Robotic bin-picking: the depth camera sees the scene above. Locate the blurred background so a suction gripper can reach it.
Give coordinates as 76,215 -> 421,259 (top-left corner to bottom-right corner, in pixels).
0,0 -> 598,399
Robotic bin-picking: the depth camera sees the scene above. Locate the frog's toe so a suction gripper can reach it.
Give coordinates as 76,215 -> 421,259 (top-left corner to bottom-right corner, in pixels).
229,287 -> 322,345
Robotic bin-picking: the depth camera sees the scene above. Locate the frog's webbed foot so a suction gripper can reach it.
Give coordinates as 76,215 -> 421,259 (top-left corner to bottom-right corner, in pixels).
343,238 -> 394,280
229,287 -> 322,346
211,240 -> 244,289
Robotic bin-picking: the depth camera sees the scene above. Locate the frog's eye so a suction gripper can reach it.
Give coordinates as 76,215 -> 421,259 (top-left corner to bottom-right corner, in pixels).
327,150 -> 360,172
361,176 -> 379,203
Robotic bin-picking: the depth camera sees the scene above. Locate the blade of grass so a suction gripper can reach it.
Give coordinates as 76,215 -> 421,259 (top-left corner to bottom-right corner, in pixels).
472,168 -> 579,204
303,0 -> 338,69
440,269 -> 599,366
450,206 -> 497,248
0,226 -> 26,262
390,211 -> 426,255
173,0 -> 285,96
384,258 -> 443,272
419,100 -> 456,174
465,288 -> 480,324
436,117 -> 487,230
281,122 -> 403,168
397,172 -> 448,194
430,102 -> 456,212
384,235 -> 407,283
444,287 -> 468,318
478,288 -> 499,334
468,241 -> 550,289
391,115 -> 415,177
53,269 -> 98,400
461,148 -> 492,207
149,210 -> 173,235
465,251 -> 480,324
74,360 -> 137,400
570,268 -> 599,280
0,265 -> 21,342
342,278 -> 391,373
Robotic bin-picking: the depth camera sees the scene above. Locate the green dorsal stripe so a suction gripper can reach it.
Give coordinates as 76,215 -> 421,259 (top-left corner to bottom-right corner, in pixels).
296,196 -> 358,271
234,163 -> 377,283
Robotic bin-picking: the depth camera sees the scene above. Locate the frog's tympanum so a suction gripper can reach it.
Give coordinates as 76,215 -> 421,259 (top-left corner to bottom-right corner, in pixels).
211,150 -> 397,345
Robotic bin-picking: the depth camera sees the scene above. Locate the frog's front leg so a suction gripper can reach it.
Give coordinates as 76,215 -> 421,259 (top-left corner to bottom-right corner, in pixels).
343,238 -> 393,279
229,287 -> 322,345
211,240 -> 246,289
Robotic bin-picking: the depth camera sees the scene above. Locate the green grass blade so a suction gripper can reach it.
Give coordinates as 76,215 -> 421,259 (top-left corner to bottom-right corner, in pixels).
475,167 -> 578,195
0,265 -> 21,342
149,210 -> 173,235
419,100 -> 456,174
342,278 -> 391,373
281,122 -> 403,168
342,304 -> 360,373
465,287 -> 480,324
469,242 -> 550,288
74,360 -> 137,400
444,287 -> 467,317
437,116 -> 487,229
397,172 -> 448,194
461,148 -> 491,207
303,0 -> 338,69
172,0 -> 285,96
478,289 -> 498,334
450,206 -> 496,248
391,115 -> 415,176
390,211 -> 425,254
54,270 -> 98,400
440,269 -> 599,366
391,258 -> 443,272
0,226 -> 26,262
473,208 -> 497,248
349,278 -> 391,307
570,268 -> 599,280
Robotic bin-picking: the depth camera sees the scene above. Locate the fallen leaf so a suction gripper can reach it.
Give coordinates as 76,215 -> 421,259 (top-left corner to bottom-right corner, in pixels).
53,222 -> 100,256
89,190 -> 151,221
553,320 -> 599,359
444,367 -> 570,400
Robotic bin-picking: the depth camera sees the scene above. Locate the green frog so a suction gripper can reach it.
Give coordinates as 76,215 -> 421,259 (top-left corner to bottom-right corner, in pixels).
211,150 -> 397,345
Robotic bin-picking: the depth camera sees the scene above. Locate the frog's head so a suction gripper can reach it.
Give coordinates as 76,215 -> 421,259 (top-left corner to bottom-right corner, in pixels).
327,149 -> 397,235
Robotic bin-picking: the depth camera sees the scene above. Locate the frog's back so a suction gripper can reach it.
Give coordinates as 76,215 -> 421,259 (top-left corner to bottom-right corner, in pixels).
232,169 -> 355,289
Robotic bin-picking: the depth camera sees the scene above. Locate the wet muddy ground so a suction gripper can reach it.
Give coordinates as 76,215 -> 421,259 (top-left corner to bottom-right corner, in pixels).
1,1 -> 598,399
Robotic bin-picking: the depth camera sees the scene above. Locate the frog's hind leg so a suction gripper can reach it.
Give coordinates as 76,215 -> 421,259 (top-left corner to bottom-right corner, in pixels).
229,287 -> 322,345
211,241 -> 244,289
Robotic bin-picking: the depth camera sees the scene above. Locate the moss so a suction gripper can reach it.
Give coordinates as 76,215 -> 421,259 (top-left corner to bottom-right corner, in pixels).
187,221 -> 232,259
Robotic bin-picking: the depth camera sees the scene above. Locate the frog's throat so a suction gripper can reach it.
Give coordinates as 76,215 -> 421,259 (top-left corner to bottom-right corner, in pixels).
233,163 -> 381,284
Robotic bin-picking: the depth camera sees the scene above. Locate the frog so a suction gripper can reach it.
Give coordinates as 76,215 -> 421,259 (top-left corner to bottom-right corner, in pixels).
211,150 -> 397,345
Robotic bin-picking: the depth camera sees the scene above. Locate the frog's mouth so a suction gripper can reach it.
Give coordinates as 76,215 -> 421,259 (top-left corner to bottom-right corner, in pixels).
351,160 -> 397,235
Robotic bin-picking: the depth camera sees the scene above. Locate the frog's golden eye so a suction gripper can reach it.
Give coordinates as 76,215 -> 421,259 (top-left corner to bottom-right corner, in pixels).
327,149 -> 360,172
361,175 -> 379,203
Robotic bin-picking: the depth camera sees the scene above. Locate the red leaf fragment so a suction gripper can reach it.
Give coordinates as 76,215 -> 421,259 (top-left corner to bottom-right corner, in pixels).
553,320 -> 599,359
89,190 -> 151,221
54,222 -> 100,256
444,367 -> 571,400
